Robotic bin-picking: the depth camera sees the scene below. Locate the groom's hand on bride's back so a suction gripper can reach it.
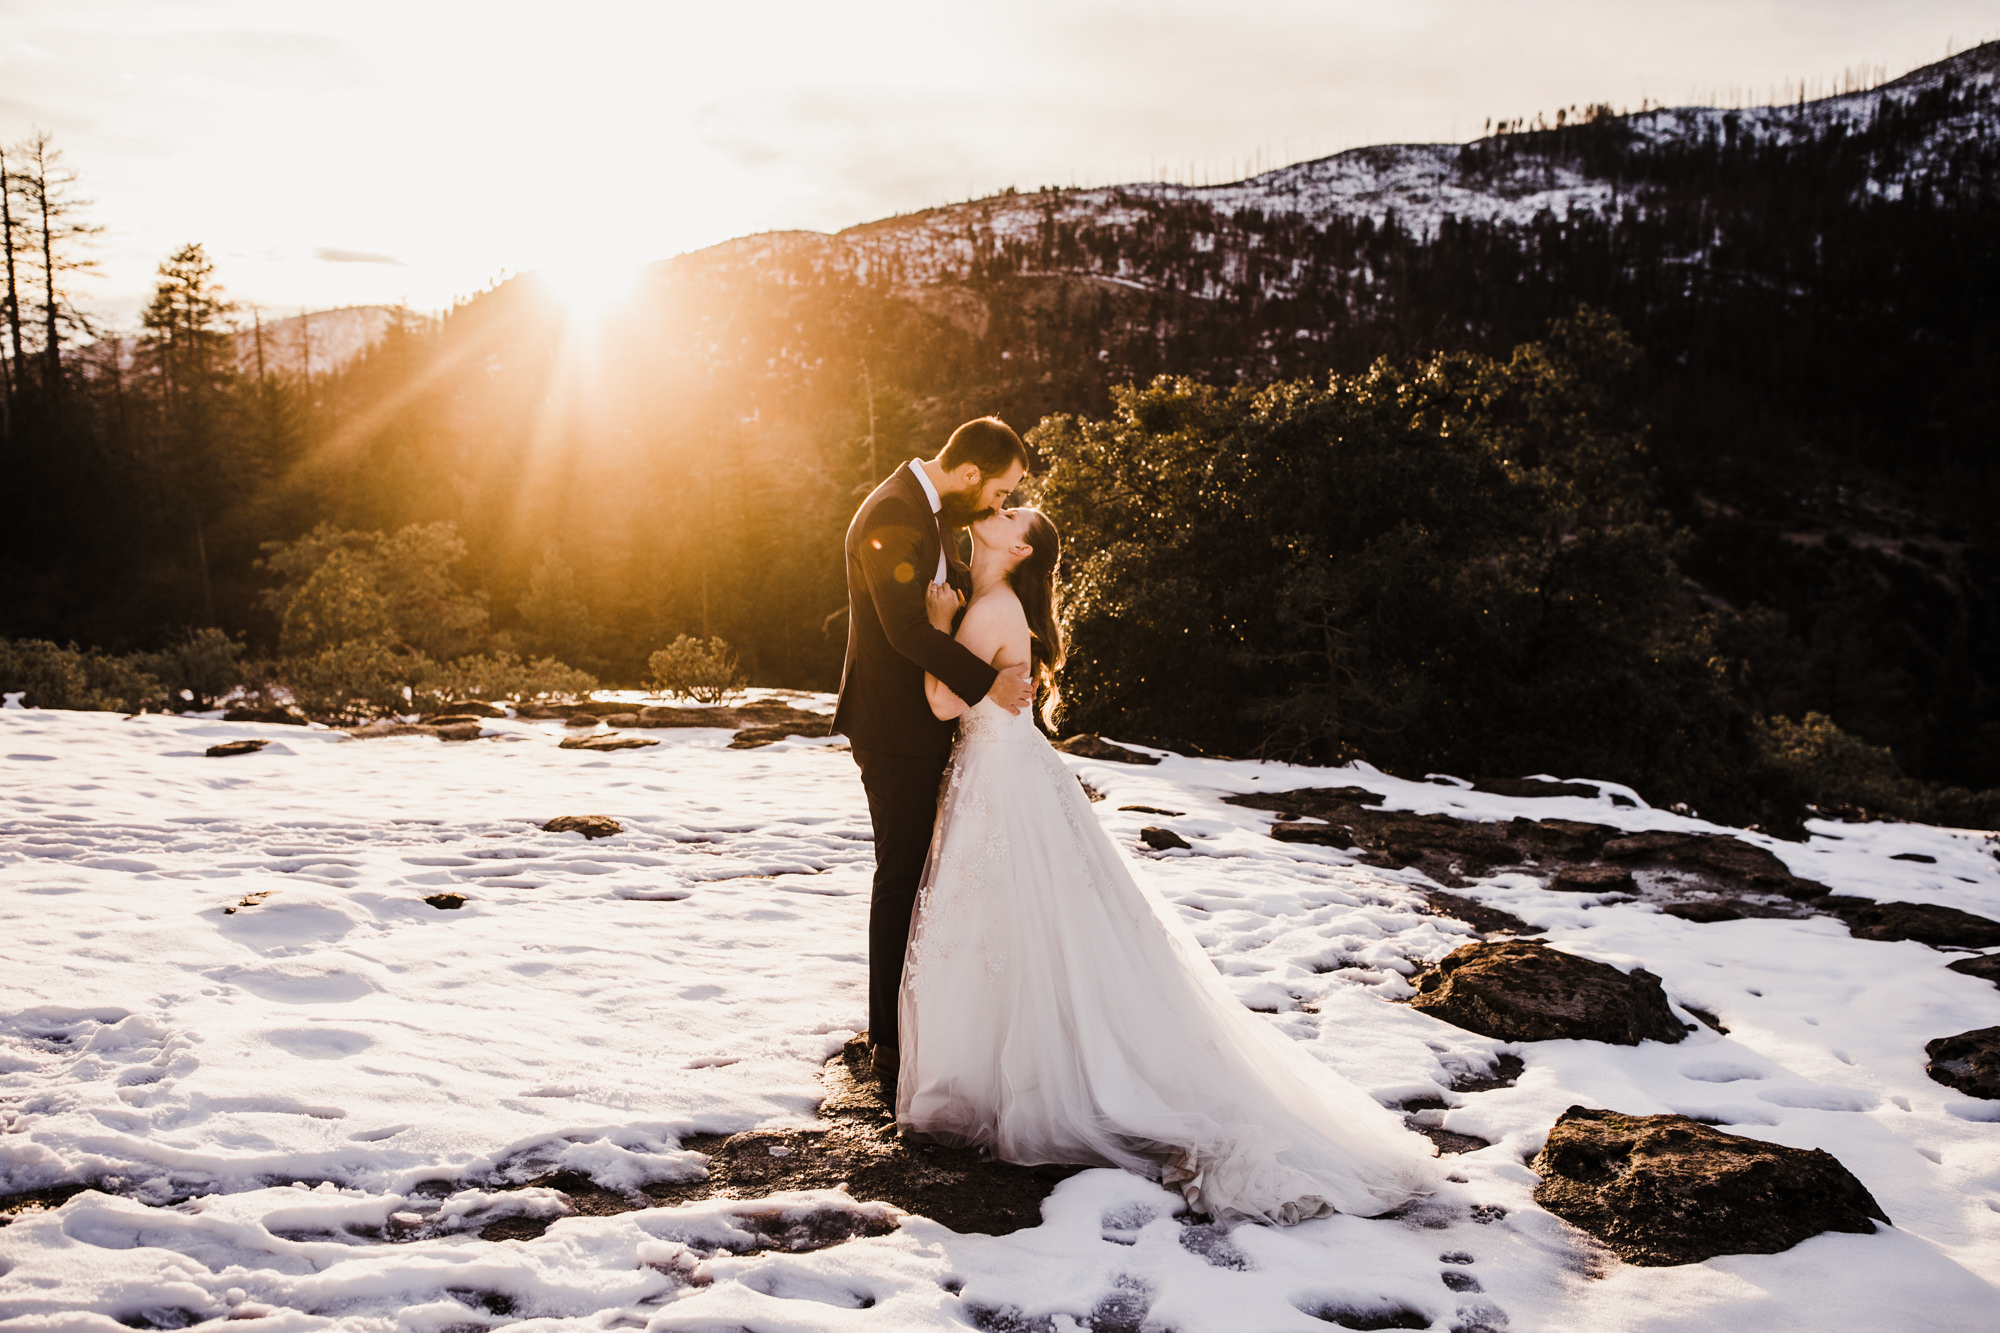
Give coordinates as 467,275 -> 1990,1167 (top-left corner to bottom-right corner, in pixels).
986,662 -> 1034,715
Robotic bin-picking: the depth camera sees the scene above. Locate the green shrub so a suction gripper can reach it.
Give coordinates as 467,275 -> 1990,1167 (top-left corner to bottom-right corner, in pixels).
260,521 -> 489,658
1756,712 -> 2000,830
133,627 -> 246,710
1029,309 -> 1817,830
276,639 -> 415,724
409,651 -> 597,713
648,635 -> 745,704
0,638 -> 165,712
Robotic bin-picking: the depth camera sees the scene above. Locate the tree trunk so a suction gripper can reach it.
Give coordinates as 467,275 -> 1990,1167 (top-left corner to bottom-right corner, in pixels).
35,151 -> 59,396
0,146 -> 23,397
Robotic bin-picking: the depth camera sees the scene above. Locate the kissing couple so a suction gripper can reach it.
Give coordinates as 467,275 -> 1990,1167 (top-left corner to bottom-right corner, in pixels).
831,417 -> 1436,1224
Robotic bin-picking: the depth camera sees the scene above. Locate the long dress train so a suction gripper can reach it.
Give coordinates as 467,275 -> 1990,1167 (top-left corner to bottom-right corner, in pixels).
896,699 -> 1437,1224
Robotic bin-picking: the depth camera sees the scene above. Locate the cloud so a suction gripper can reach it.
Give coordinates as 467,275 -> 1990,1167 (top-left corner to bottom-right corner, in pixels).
315,247 -> 402,266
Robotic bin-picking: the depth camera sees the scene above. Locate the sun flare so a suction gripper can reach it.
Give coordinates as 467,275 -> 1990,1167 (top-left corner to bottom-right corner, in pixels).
537,260 -> 645,320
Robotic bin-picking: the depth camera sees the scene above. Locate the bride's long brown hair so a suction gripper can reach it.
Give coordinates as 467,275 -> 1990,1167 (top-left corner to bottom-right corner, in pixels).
1007,509 -> 1066,731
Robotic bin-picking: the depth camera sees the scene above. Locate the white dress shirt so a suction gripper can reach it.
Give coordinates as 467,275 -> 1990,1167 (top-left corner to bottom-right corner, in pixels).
906,459 -> 949,584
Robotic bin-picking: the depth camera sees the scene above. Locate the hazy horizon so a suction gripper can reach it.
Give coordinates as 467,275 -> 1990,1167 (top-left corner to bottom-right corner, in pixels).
3,0 -> 1993,328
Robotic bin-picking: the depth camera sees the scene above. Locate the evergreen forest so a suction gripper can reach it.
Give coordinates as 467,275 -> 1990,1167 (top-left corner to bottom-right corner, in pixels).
3,45 -> 1997,826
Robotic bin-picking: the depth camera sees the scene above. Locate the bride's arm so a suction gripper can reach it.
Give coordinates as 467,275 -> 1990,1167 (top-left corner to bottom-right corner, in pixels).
926,597 -> 1031,721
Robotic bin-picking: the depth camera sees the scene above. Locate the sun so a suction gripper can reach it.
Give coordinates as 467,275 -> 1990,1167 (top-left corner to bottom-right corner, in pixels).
536,259 -> 644,320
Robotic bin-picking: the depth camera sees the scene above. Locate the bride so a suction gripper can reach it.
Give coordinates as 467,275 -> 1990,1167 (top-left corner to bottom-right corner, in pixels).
899,506 -> 1437,1224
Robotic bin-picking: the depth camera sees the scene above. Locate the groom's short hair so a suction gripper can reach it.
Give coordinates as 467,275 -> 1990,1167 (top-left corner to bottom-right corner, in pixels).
941,417 -> 1030,478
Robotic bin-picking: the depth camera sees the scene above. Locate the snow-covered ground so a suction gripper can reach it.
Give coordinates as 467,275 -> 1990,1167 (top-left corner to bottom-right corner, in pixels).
1,697 -> 1997,1331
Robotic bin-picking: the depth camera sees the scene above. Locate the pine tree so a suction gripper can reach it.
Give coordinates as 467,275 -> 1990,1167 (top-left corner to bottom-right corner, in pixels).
139,243 -> 238,623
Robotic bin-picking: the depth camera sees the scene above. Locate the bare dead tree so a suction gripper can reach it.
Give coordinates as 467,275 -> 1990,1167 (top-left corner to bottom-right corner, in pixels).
10,131 -> 102,400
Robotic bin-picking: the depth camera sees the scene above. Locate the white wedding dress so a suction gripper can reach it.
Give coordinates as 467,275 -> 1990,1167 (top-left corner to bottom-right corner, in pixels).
896,698 -> 1438,1224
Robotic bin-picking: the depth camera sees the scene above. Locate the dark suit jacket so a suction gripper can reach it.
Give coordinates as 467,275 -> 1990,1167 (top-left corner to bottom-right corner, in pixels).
831,465 -> 999,757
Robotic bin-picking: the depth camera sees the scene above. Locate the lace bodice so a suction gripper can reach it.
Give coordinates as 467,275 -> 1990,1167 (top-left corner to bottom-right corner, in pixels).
956,696 -> 1039,745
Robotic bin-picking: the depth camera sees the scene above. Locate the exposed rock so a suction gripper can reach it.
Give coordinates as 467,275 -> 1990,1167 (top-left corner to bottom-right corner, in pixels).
543,815 -> 623,840
1661,900 -> 1748,924
205,739 -> 270,758
632,701 -> 830,730
1053,734 -> 1162,765
221,706 -> 306,726
1890,852 -> 1937,863
1531,1106 -> 1890,1265
1233,788 -> 1832,926
564,713 -> 601,728
422,701 -> 505,720
558,734 -> 660,752
1821,897 -> 2000,948
483,1035 -> 1081,1240
1471,777 -> 1605,800
1423,890 -> 1539,938
729,723 -> 825,749
602,712 -> 641,728
1597,831 -> 1828,899
1405,1121 -> 1490,1155
1923,1027 -> 2000,1098
1407,940 -> 1687,1045
1235,787 -> 1617,883
1552,864 -> 1635,893
343,721 -> 439,740
427,713 -> 489,727
1120,804 -> 1185,816
1140,826 -> 1191,851
425,894 -> 466,910
1946,953 -> 2000,987
434,721 -> 485,742
1078,778 -> 1105,803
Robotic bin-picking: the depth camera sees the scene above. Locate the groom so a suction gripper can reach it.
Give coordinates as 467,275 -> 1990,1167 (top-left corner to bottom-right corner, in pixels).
832,417 -> 1035,1097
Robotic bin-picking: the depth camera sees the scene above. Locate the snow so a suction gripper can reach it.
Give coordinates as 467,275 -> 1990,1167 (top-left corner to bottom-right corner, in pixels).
2,699 -> 1997,1330
690,45 -> 1999,312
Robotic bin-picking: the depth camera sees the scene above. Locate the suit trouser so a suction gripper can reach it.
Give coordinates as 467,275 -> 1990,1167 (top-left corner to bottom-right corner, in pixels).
851,745 -> 948,1057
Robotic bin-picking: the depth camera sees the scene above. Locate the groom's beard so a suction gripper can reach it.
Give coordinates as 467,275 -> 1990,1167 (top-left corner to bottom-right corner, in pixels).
937,488 -> 991,529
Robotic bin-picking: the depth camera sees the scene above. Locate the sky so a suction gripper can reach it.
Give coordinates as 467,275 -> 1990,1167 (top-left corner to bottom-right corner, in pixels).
2,0 -> 1993,328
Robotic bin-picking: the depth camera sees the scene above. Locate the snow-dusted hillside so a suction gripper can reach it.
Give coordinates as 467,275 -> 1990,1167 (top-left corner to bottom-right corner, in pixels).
683,42 -> 1998,304
1,701 -> 1996,1330
231,306 -> 403,378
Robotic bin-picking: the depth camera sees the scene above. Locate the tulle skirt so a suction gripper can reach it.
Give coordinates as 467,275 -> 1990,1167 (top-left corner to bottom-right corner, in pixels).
896,702 -> 1437,1224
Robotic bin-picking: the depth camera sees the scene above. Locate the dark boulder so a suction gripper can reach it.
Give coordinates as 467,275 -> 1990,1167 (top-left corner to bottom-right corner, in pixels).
435,721 -> 484,742
422,701 -> 505,720
1531,1106 -> 1889,1266
1946,953 -> 2000,987
221,706 -> 306,726
602,713 -> 641,728
1923,1027 -> 2000,1099
543,815 -> 623,840
1053,734 -> 1161,765
344,721 -> 438,739
558,734 -> 659,752
1140,826 -> 1191,851
1408,940 -> 1687,1045
564,713 -> 601,728
1661,900 -> 1748,924
729,723 -> 824,749
1598,831 -> 1827,899
1822,897 -> 2000,948
1423,891 -> 1538,938
632,701 -> 829,730
205,739 -> 270,757
1551,864 -> 1635,893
